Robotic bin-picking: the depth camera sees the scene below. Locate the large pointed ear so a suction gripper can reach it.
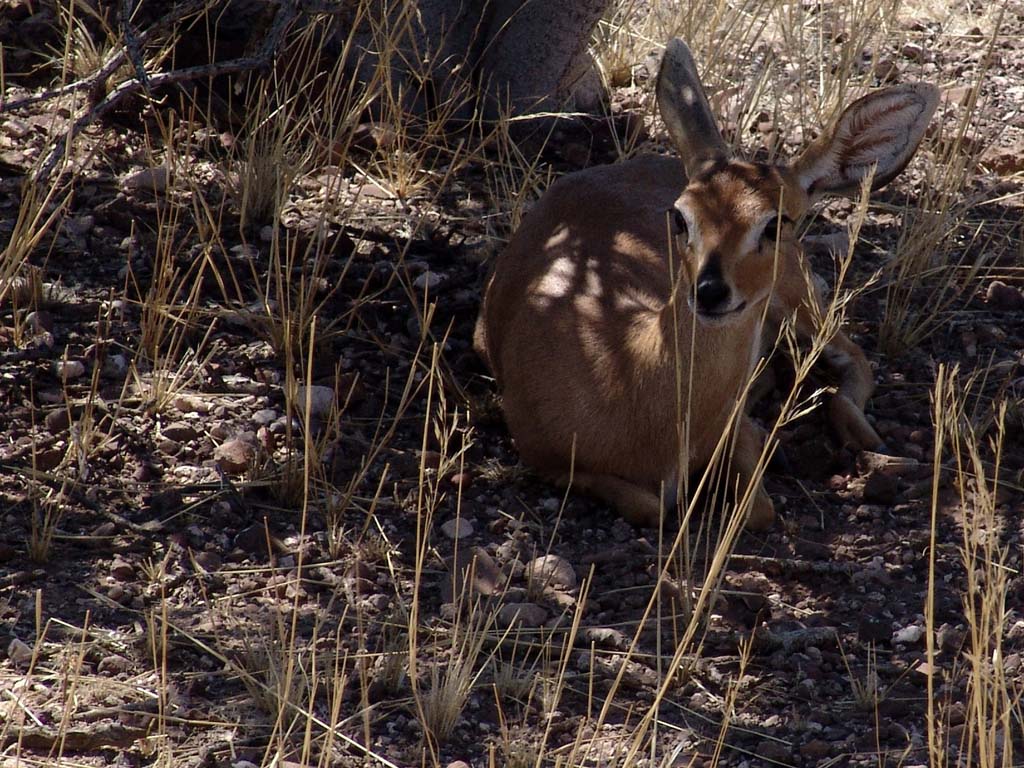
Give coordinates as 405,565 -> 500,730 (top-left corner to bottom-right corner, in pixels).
790,83 -> 939,198
656,38 -> 731,177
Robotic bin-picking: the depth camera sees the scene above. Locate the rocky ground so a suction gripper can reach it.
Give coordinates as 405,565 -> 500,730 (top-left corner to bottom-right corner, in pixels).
1,2 -> 1023,767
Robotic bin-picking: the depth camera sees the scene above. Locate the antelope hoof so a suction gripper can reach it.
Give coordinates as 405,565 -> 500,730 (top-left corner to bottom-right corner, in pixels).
746,487 -> 776,531
622,504 -> 662,529
768,442 -> 792,474
830,394 -> 885,452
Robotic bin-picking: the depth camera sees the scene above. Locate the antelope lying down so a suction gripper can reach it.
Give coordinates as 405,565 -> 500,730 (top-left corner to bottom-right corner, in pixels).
474,39 -> 937,530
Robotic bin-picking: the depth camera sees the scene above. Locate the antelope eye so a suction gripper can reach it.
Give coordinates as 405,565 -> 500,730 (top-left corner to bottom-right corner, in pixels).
762,215 -> 791,243
671,208 -> 688,238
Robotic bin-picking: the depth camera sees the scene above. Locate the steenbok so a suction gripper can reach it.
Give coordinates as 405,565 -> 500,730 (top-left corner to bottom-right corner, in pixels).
474,39 -> 938,530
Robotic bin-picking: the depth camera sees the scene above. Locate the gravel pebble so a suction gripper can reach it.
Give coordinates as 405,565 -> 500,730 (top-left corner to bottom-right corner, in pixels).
440,518 -> 474,540
295,385 -> 335,418
55,359 -> 86,379
525,554 -> 577,590
498,602 -> 548,629
214,438 -> 256,475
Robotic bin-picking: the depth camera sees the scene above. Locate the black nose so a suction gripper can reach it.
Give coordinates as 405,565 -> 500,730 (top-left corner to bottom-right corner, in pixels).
695,269 -> 731,314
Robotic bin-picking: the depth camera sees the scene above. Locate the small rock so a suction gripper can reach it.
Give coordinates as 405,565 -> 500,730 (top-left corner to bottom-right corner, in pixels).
800,739 -> 831,760
214,438 -> 255,475
97,654 -> 132,675
756,739 -> 791,762
257,426 -> 275,452
497,602 -> 548,629
579,627 -> 627,649
193,551 -> 222,573
354,182 -> 393,202
45,409 -> 70,433
794,539 -> 831,560
985,280 -> 1024,311
943,84 -> 973,108
55,359 -> 86,380
102,354 -> 128,378
172,395 -> 210,414
162,421 -> 198,442
525,554 -> 577,590
3,118 -> 31,139
269,416 -> 300,435
874,56 -> 900,81
34,447 -> 64,471
440,518 -> 474,540
893,624 -> 925,645
252,408 -> 278,426
446,762 -> 471,768
442,546 -> 502,603
980,141 -> 1024,177
413,271 -> 444,291
64,214 -> 95,238
230,244 -> 259,260
947,701 -> 967,727
24,310 -> 52,333
110,556 -> 134,580
157,437 -> 182,456
343,560 -> 376,597
6,637 -> 34,667
900,42 -> 927,62
123,165 -> 169,193
234,523 -> 267,553
937,622 -> 965,653
295,384 -> 335,419
92,522 -> 117,538
1004,652 -> 1021,674
904,443 -> 925,461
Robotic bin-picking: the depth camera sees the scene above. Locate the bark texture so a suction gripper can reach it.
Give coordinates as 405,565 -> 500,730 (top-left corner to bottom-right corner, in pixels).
347,0 -> 611,122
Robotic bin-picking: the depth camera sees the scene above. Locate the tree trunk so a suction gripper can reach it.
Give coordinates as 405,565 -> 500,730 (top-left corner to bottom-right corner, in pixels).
346,0 -> 611,124
476,0 -> 609,119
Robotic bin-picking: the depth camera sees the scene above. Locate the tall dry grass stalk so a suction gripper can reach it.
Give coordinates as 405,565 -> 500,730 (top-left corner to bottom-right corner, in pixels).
880,10 -> 1006,354
594,0 -> 904,162
9,0 -> 1019,765
0,178 -> 69,312
926,366 -> 1020,768
125,158 -> 221,414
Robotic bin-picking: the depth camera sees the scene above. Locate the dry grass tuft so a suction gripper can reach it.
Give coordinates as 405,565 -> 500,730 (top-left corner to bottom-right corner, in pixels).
1,0 -> 1020,766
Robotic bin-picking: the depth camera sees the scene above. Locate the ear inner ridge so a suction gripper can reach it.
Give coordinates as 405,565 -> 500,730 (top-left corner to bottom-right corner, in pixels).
656,38 -> 731,177
799,83 -> 939,195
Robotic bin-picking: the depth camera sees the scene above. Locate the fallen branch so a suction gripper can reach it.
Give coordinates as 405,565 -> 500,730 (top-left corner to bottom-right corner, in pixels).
1,724 -> 149,751
727,554 -> 857,578
5,0 -> 353,183
753,625 -> 838,654
0,0 -> 211,115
